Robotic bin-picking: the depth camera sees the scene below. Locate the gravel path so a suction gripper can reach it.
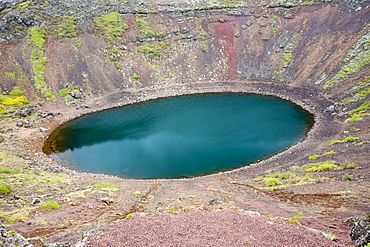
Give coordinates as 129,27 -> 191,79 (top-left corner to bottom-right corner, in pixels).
84,210 -> 351,247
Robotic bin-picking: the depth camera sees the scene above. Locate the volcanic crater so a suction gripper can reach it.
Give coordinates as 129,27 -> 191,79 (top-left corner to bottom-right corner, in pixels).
0,0 -> 369,246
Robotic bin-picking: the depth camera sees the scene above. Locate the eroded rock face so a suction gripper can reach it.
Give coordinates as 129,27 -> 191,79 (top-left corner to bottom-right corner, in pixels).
350,216 -> 370,247
0,0 -> 27,12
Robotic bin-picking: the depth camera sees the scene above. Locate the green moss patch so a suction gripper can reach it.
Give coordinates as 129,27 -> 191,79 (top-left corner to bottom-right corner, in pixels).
27,27 -> 56,102
254,172 -> 317,191
41,200 -> 61,210
94,12 -> 127,43
308,151 -> 336,160
330,137 -> 359,145
323,30 -> 370,89
0,185 -> 12,195
345,101 -> 370,122
93,184 -> 120,191
54,16 -> 78,39
291,161 -> 359,172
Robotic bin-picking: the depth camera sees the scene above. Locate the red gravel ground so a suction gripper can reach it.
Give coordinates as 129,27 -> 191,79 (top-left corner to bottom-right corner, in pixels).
84,210 -> 352,247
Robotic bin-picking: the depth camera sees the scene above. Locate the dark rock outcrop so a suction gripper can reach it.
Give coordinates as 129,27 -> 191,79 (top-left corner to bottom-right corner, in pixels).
0,0 -> 27,12
350,216 -> 370,247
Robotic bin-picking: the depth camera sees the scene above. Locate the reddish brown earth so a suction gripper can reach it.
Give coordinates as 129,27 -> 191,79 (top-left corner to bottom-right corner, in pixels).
85,210 -> 351,247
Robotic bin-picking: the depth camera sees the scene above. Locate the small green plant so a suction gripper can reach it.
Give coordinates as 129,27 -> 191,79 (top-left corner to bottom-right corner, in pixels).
4,72 -> 16,80
342,174 -> 353,181
41,201 -> 61,210
308,151 -> 336,160
284,53 -> 292,62
55,16 -> 78,38
291,161 -> 359,172
264,178 -> 282,187
262,38 -> 269,42
306,162 -> 338,172
330,137 -> 359,145
292,214 -> 304,219
136,14 -> 155,38
346,112 -> 368,122
132,191 -> 141,196
28,27 -> 56,102
28,27 -> 47,48
339,163 -> 359,170
9,86 -> 24,96
140,44 -> 162,58
308,154 -> 320,160
272,216 -> 301,225
253,176 -> 264,182
0,166 -> 18,174
345,101 -> 370,122
265,172 -> 294,180
0,185 -> 12,195
94,184 -> 119,190
322,151 -> 337,156
133,74 -> 140,80
94,12 -> 127,42
0,105 -> 6,113
350,127 -> 361,132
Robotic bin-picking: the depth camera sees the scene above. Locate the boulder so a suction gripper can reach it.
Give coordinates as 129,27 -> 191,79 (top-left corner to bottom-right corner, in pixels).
324,105 -> 335,113
350,216 -> 370,246
208,198 -> 222,205
0,222 -> 30,246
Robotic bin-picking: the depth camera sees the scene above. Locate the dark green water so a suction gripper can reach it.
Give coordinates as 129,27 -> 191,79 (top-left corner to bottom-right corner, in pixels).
44,93 -> 313,179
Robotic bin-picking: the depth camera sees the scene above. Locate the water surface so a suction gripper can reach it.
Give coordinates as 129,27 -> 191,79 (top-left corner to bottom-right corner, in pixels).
44,93 -> 312,179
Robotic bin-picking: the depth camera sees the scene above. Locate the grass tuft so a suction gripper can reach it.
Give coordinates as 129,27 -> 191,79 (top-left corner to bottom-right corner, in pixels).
94,184 -> 119,190
41,200 -> 61,210
0,185 -> 12,195
330,137 -> 359,145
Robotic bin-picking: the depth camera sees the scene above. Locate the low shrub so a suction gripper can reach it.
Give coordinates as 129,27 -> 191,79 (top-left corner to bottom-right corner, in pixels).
264,178 -> 282,187
0,185 -> 12,195
291,161 -> 337,172
291,161 -> 359,172
0,105 -> 6,113
94,184 -> 119,190
306,162 -> 338,172
41,200 -> 61,210
253,176 -> 264,182
308,154 -> 320,160
9,86 -> 24,96
339,163 -> 359,170
342,174 -> 353,181
0,166 -> 18,174
322,151 -> 337,156
330,137 -> 359,145
265,172 -> 294,180
309,151 -> 337,160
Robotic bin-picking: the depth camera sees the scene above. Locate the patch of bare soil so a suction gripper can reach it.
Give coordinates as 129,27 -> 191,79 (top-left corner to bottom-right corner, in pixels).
84,210 -> 351,247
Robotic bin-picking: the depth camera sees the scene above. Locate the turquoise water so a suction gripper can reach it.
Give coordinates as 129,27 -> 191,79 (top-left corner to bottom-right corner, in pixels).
44,93 -> 313,179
